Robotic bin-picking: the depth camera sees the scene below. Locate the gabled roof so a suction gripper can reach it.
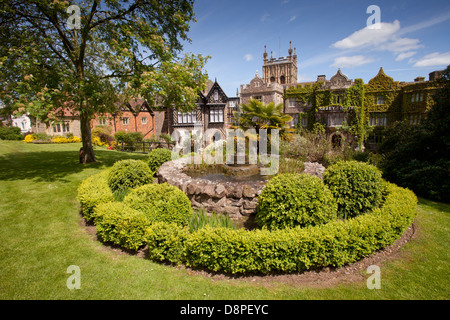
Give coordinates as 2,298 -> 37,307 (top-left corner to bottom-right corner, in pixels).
115,99 -> 154,115
329,69 -> 350,82
204,79 -> 228,104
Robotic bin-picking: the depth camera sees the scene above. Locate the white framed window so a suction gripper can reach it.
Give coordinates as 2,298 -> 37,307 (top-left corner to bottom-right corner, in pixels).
375,95 -> 385,105
411,93 -> 423,103
122,117 -> 129,125
253,96 -> 262,102
409,114 -> 422,125
327,113 -> 345,127
177,111 -> 197,124
52,123 -> 70,133
369,113 -> 387,126
99,117 -> 107,126
209,108 -> 224,123
288,98 -> 296,108
141,117 -> 147,124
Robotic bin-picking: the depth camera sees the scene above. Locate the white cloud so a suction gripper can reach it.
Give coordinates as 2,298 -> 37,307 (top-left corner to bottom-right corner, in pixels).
413,52 -> 450,67
332,20 -> 422,56
378,37 -> 422,53
288,15 -> 296,23
399,11 -> 450,35
333,20 -> 401,49
331,55 -> 374,68
244,54 -> 254,62
395,51 -> 417,61
261,14 -> 270,22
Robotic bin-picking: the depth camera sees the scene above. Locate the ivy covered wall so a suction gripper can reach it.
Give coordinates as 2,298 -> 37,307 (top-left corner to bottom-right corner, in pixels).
284,67 -> 441,129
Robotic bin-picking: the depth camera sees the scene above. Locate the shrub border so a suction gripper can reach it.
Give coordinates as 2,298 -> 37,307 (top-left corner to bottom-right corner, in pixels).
146,183 -> 417,274
77,170 -> 417,275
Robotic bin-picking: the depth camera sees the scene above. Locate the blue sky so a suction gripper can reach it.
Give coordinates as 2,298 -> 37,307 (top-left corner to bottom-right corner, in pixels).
181,0 -> 450,96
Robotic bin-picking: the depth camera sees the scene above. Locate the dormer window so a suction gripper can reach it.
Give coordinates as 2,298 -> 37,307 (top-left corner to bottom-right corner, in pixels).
214,89 -> 219,101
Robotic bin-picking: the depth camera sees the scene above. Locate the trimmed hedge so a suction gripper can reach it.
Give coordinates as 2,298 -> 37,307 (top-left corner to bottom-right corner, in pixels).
145,183 -> 417,274
76,170 -> 114,221
123,183 -> 193,226
145,222 -> 190,264
93,201 -> 150,251
107,159 -> 153,193
323,161 -> 384,218
148,148 -> 173,173
256,173 -> 338,230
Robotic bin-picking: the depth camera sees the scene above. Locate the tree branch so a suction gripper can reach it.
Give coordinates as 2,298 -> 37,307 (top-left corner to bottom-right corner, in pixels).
88,1 -> 142,30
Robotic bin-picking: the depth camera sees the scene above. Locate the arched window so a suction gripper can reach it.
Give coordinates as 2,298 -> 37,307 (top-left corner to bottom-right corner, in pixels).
280,75 -> 286,84
270,76 -> 275,83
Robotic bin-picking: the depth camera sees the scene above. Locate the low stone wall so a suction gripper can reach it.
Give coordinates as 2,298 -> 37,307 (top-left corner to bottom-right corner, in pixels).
157,158 -> 265,222
156,158 -> 326,224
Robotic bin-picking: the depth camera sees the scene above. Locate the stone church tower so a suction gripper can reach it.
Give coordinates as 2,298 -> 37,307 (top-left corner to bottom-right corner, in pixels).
262,41 -> 297,85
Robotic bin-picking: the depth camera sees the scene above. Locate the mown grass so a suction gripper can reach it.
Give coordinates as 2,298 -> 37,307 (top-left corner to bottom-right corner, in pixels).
0,140 -> 448,300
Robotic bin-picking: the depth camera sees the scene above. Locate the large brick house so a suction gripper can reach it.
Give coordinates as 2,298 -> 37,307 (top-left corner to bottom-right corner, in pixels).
30,99 -> 162,140
239,42 -> 444,149
92,99 -> 162,139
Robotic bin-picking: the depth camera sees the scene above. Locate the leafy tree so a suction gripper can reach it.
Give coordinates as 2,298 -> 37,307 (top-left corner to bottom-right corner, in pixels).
379,65 -> 450,202
233,99 -> 294,141
0,0 -> 209,163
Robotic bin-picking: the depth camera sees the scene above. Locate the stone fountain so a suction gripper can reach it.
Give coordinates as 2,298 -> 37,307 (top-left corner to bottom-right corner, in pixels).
156,151 -> 326,227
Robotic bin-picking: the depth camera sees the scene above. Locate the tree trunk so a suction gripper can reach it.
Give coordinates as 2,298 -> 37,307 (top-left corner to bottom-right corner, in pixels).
79,111 -> 96,164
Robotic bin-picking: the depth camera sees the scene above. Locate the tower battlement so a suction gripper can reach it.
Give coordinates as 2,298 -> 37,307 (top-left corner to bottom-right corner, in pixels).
262,41 -> 297,85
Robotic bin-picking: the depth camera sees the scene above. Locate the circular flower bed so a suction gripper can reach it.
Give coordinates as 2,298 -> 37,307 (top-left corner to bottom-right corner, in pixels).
77,160 -> 418,274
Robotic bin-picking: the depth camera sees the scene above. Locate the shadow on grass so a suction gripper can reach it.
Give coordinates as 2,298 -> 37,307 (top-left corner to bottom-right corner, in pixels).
418,197 -> 450,211
0,148 -> 148,182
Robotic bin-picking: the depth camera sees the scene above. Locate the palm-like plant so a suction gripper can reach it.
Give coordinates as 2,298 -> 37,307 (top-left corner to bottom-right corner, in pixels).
233,99 -> 294,141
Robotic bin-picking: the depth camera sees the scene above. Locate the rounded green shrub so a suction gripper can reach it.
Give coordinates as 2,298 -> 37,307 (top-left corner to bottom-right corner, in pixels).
256,173 -> 338,230
77,170 -> 114,221
107,159 -> 153,193
323,160 -> 384,218
93,201 -> 150,251
147,148 -> 173,173
145,222 -> 189,264
123,183 -> 193,226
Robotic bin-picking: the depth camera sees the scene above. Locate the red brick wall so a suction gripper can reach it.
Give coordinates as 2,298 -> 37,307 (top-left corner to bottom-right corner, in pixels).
92,111 -> 156,139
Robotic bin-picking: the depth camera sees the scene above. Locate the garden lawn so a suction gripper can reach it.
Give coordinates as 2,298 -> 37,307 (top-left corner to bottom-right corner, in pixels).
0,140 -> 448,299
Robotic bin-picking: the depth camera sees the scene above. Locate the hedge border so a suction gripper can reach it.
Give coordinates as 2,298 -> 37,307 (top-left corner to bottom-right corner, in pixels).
77,170 -> 417,275
145,183 -> 417,274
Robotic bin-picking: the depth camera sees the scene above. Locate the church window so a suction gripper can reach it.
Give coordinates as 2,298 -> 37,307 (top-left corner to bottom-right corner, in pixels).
280,76 -> 286,84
